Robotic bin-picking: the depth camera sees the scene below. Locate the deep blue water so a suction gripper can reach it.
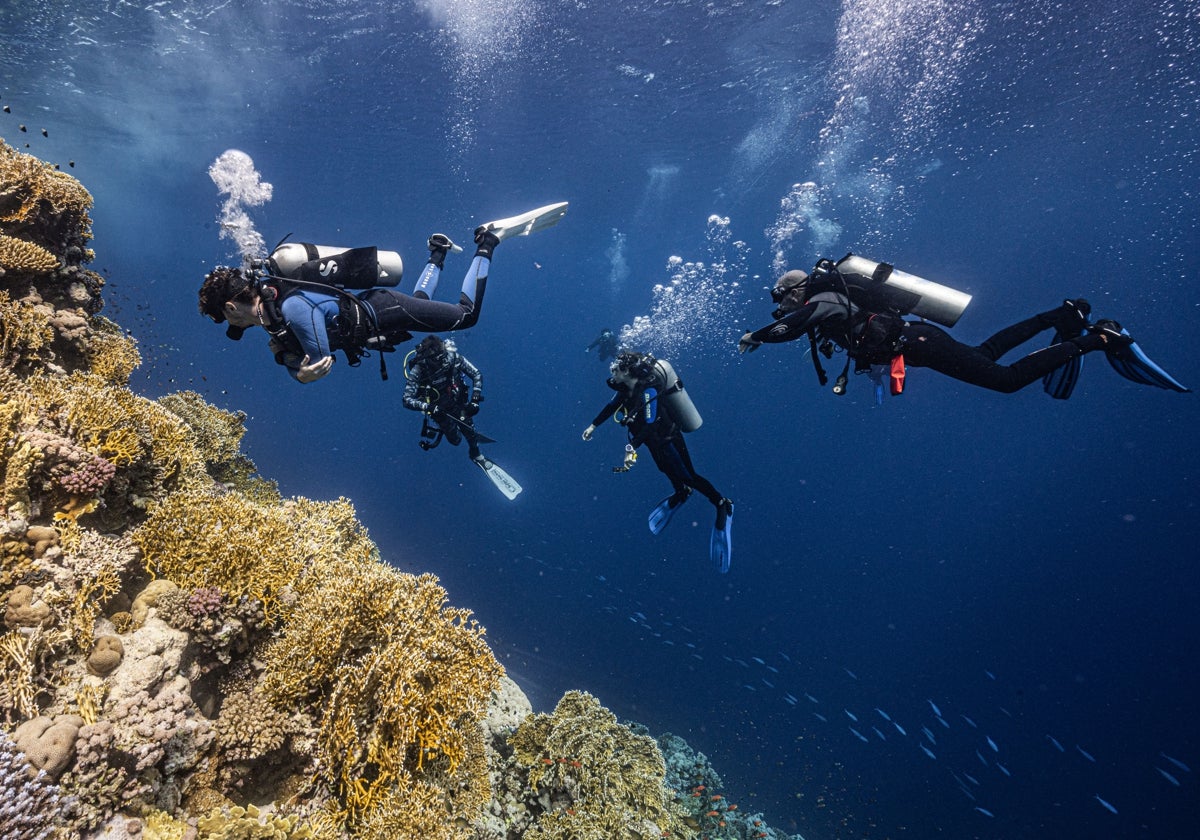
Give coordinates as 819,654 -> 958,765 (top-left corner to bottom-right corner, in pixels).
4,1 -> 1199,837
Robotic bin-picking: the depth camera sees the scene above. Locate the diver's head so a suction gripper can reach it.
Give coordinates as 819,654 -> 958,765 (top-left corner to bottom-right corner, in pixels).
199,266 -> 258,340
609,350 -> 654,384
415,334 -> 449,366
770,269 -> 809,318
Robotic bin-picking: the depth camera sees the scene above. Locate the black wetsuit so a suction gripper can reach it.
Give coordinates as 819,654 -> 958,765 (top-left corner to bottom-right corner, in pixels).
746,291 -> 1107,393
590,379 -> 723,505
403,349 -> 485,459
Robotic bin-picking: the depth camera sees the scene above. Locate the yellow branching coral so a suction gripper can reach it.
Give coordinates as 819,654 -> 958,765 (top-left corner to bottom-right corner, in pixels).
354,774 -> 471,840
0,137 -> 94,252
132,490 -> 373,622
261,559 -> 501,832
158,391 -> 246,460
0,233 -> 58,274
0,289 -> 55,365
197,803 -> 317,840
509,691 -> 692,840
26,371 -> 205,491
84,317 -> 141,385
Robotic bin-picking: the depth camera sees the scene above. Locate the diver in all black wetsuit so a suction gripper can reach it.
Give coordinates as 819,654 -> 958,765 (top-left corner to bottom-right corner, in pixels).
402,334 -> 487,463
582,351 -> 733,571
738,265 -> 1131,394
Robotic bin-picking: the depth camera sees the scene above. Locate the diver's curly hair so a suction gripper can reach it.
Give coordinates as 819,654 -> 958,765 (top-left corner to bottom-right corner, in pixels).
197,266 -> 252,323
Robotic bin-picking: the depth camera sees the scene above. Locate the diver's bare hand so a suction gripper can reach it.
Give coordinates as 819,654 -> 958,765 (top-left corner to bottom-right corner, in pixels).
297,354 -> 334,383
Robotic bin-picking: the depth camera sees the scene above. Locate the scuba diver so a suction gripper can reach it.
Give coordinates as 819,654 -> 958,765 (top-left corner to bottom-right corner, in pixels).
402,334 -> 522,500
581,350 -> 734,573
585,327 -> 620,361
738,254 -> 1189,397
198,202 -> 568,383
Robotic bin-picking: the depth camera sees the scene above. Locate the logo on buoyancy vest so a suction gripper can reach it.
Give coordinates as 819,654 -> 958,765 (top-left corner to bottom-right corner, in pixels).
319,260 -> 339,278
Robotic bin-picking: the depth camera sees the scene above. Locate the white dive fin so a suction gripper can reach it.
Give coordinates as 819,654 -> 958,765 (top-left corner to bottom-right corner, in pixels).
476,458 -> 523,500
478,202 -> 569,242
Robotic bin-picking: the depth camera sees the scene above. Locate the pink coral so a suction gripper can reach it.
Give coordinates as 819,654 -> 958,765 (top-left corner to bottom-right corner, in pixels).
186,586 -> 224,618
56,455 -> 116,496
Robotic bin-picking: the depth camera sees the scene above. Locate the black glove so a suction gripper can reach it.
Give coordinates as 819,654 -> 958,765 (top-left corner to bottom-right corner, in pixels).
463,402 -> 480,417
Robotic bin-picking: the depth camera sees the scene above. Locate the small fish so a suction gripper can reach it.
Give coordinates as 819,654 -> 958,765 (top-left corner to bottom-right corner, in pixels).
985,670 -> 996,680
843,667 -> 858,680
937,716 -> 951,729
986,736 -> 999,753
963,772 -> 980,786
742,684 -> 756,692
875,708 -> 892,721
813,712 -> 827,722
921,726 -> 937,745
1076,745 -> 1097,763
41,128 -> 47,137
783,694 -> 798,706
919,743 -> 937,760
1155,767 -> 1181,787
533,261 -> 542,269
1047,735 -> 1066,753
893,722 -> 907,736
849,727 -> 869,743
928,699 -> 943,717
1094,794 -> 1118,815
804,692 -> 819,704
2,105 -> 10,112
960,714 -> 978,728
778,651 -> 792,662
1160,752 -> 1191,773
871,726 -> 887,741
844,709 -> 858,722
976,750 -> 988,767
751,656 -> 766,665
975,806 -> 995,818
997,762 -> 1011,777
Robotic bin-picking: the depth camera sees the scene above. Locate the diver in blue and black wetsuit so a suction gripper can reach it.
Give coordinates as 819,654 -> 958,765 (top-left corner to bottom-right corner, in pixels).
199,229 -> 498,383
582,350 -> 734,572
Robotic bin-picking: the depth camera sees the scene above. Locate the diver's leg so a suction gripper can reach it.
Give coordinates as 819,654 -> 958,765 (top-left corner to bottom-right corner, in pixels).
976,299 -> 1091,360
904,322 -> 1106,393
671,435 -> 723,505
413,234 -> 459,300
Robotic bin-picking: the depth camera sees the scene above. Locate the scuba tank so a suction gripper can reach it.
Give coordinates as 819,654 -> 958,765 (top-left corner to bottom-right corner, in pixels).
648,358 -> 702,432
833,253 -> 971,327
268,242 -> 403,288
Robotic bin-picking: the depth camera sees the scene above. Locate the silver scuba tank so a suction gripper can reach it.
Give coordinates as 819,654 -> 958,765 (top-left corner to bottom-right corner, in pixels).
835,253 -> 971,327
650,359 -> 703,433
269,242 -> 404,287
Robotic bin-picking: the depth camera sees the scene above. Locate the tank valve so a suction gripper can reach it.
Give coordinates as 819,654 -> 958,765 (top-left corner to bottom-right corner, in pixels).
832,373 -> 848,395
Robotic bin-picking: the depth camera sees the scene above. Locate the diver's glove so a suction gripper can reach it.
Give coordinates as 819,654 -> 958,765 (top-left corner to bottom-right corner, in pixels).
581,424 -> 596,442
463,402 -> 480,417
738,332 -> 762,354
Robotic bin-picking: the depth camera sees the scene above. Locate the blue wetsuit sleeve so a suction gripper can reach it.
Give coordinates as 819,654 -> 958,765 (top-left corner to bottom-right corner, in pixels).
280,293 -> 340,360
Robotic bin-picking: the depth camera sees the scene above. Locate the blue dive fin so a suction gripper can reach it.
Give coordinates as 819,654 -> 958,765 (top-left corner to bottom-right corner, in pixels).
1105,329 -> 1191,393
709,500 -> 733,574
648,493 -> 688,535
1042,331 -> 1083,400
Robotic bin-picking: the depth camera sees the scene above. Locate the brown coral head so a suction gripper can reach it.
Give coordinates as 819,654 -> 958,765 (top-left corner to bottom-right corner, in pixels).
86,634 -> 125,675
